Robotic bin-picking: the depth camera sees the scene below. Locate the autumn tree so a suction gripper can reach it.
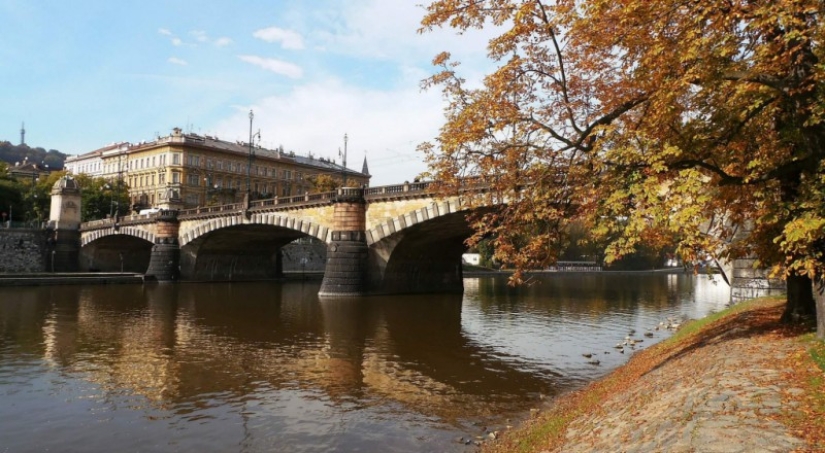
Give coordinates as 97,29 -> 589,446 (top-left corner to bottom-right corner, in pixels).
308,174 -> 341,193
419,0 -> 825,336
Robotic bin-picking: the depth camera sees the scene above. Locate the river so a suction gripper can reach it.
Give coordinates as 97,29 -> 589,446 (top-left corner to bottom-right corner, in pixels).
0,273 -> 730,452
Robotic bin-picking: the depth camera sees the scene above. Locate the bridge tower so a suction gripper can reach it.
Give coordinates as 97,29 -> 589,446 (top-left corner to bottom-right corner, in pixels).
48,176 -> 82,271
319,187 -> 369,296
144,210 -> 180,281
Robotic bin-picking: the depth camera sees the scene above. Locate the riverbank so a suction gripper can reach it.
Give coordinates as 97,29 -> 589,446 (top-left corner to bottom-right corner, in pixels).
482,297 -> 825,452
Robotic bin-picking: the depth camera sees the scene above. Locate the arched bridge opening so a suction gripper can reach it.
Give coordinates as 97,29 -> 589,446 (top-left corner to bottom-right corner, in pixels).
80,235 -> 154,273
369,210 -> 477,294
180,224 -> 312,281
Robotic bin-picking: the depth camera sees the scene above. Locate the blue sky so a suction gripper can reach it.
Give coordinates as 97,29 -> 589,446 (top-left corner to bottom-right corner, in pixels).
0,1 -> 494,185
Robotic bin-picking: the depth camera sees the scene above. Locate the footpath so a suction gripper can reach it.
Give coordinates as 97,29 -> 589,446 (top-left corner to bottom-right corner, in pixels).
484,298 -> 825,453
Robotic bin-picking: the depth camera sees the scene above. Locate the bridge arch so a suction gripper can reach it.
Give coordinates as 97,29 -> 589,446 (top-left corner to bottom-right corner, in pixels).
179,212 -> 330,247
367,198 -> 482,294
81,226 -> 156,247
178,216 -> 327,281
79,231 -> 155,273
366,198 -> 466,246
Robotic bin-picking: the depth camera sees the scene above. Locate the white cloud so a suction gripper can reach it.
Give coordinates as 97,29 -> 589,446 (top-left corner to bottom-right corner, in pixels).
307,0 -> 498,85
238,55 -> 302,79
253,26 -> 304,50
212,79 -> 445,185
214,37 -> 232,47
171,37 -> 183,46
167,57 -> 188,66
158,28 -> 173,36
191,30 -> 208,42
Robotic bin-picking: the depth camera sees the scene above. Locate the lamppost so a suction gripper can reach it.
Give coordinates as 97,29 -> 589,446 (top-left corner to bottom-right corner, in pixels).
102,183 -> 113,219
341,133 -> 348,187
204,174 -> 218,205
247,109 -> 261,198
247,110 -> 254,195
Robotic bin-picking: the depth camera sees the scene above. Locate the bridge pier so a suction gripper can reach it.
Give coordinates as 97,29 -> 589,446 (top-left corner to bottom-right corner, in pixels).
145,210 -> 180,282
319,188 -> 369,297
48,176 -> 82,272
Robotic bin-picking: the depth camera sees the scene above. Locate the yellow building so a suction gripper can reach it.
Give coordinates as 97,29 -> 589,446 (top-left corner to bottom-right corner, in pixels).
66,128 -> 370,210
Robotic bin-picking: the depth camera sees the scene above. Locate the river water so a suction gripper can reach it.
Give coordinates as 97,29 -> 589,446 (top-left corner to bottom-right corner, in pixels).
0,273 -> 730,452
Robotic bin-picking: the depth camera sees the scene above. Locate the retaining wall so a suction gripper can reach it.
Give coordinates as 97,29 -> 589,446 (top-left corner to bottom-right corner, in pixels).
0,229 -> 48,273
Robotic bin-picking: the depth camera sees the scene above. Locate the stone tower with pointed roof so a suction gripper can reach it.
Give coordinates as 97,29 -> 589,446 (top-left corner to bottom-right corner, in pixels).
361,155 -> 369,175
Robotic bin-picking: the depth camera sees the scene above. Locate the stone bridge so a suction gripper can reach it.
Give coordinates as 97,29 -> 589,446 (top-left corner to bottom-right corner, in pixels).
77,182 -> 480,295
40,175 -> 781,300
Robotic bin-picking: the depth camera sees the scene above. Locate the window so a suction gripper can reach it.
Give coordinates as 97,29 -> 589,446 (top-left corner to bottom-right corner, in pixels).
172,153 -> 181,165
172,172 -> 180,183
187,174 -> 200,186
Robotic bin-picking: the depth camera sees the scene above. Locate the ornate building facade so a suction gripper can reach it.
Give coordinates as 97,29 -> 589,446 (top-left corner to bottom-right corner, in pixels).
65,128 -> 370,210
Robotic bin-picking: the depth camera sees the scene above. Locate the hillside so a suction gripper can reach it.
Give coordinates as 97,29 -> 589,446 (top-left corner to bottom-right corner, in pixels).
0,140 -> 66,170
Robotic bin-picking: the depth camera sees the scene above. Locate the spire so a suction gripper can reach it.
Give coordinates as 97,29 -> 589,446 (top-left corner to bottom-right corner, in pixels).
20,122 -> 25,145
361,155 -> 370,175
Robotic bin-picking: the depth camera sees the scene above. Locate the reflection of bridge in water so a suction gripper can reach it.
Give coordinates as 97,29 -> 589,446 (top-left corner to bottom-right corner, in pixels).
9,283 -> 553,425
73,182 -> 479,296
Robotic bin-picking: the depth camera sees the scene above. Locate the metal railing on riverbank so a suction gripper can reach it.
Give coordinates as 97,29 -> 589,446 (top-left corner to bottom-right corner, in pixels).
549,261 -> 603,272
2,220 -> 46,230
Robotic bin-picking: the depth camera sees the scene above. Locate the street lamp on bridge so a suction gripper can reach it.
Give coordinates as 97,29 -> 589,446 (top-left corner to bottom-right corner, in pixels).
246,109 -> 261,197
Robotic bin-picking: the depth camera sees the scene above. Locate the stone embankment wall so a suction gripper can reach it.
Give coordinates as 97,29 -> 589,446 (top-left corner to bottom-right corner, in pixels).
0,230 -> 47,273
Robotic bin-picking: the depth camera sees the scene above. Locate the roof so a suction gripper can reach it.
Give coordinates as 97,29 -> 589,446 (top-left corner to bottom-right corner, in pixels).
134,130 -> 369,177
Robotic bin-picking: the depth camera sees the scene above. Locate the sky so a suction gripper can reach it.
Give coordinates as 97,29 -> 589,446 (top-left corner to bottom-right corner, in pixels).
0,0 -> 496,185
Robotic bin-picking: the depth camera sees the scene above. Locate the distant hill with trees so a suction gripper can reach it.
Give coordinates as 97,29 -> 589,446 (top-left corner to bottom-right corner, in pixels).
0,140 -> 66,170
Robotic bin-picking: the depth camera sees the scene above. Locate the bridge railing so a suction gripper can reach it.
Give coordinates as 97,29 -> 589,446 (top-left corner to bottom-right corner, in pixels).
364,181 -> 432,199
250,191 -> 337,209
548,261 -> 603,272
80,212 -> 159,231
85,179 -> 491,226
178,203 -> 243,216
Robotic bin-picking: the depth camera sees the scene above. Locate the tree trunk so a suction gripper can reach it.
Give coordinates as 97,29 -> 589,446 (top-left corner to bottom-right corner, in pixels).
781,273 -> 816,324
813,279 -> 825,339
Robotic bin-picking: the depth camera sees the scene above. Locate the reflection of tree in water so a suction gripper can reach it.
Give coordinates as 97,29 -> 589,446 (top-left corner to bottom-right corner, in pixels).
371,293 -> 555,422
471,273 -> 706,315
